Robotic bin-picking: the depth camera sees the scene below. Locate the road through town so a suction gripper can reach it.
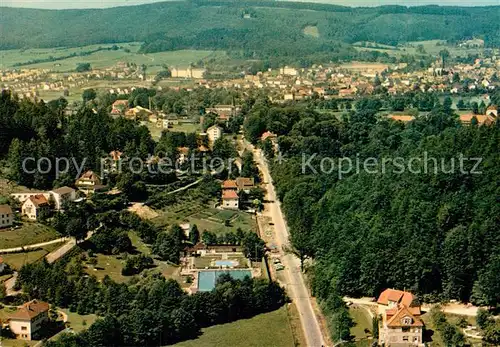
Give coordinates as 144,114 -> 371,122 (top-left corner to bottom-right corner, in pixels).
251,145 -> 326,347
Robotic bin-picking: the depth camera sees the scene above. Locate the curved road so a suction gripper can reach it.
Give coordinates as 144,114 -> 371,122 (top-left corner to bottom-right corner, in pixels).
251,145 -> 326,347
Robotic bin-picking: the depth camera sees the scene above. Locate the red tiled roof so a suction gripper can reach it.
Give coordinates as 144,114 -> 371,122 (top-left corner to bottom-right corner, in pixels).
9,300 -> 49,321
222,180 -> 238,189
377,288 -> 415,307
28,194 -> 49,207
386,304 -> 424,328
222,190 -> 239,200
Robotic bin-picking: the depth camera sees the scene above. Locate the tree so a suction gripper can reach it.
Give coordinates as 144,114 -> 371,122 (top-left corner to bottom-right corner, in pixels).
189,224 -> 200,244
452,72 -> 460,83
456,99 -> 466,110
76,63 -> 91,72
82,89 -> 97,103
153,232 -> 181,264
439,49 -> 450,69
241,232 -> 265,261
476,308 -> 491,330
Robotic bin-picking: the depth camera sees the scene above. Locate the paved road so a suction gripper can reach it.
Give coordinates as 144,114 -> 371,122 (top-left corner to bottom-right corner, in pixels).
0,237 -> 68,254
251,145 -> 326,347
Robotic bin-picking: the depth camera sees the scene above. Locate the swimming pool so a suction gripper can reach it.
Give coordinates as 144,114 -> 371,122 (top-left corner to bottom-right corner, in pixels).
197,270 -> 252,292
215,260 -> 238,267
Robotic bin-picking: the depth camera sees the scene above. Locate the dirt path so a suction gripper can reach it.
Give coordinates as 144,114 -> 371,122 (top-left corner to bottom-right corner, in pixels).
0,237 -> 68,254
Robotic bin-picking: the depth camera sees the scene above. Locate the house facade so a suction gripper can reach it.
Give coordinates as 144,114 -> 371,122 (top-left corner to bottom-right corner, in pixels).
49,186 -> 76,210
8,300 -> 50,341
222,190 -> 239,209
75,170 -> 104,195
0,204 -> 14,228
207,125 -> 223,145
22,195 -> 50,220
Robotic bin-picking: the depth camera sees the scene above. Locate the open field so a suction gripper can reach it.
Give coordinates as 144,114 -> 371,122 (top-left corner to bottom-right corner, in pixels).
146,122 -> 201,141
349,305 -> 373,343
172,306 -> 295,347
354,40 -> 488,59
303,25 -> 320,38
1,243 -> 61,270
61,309 -> 99,333
0,223 -> 60,249
82,231 -> 180,283
0,43 -> 223,73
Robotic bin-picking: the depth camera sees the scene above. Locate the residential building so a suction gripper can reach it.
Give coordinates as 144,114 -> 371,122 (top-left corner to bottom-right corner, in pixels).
21,195 -> 49,220
378,289 -> 424,347
10,192 -> 49,204
49,186 -> 76,210
459,114 -> 496,126
75,170 -> 104,195
8,300 -> 50,341
222,180 -> 238,191
235,177 -> 255,193
111,100 -> 129,115
0,204 -> 14,228
206,125 -> 223,144
222,190 -> 239,209
171,67 -> 207,79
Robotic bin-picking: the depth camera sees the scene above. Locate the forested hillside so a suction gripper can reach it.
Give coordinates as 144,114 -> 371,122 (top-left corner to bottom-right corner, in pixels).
1,0 -> 499,57
244,95 -> 500,307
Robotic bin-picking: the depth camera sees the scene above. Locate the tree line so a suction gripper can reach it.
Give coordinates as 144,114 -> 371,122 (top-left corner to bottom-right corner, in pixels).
15,258 -> 287,347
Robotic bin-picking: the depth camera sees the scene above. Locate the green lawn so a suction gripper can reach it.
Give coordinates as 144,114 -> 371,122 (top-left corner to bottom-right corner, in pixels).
172,306 -> 295,347
1,243 -> 61,270
0,222 -> 61,249
61,309 -> 99,333
152,198 -> 257,236
349,306 -> 373,342
82,231 -> 180,283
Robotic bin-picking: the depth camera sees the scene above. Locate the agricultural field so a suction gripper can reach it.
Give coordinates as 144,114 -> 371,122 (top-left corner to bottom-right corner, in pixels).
0,223 -> 61,249
353,40 -> 488,59
0,43 -> 223,73
173,306 -> 296,347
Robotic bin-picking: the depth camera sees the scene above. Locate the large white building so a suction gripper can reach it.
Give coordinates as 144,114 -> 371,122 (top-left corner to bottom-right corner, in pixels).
206,125 -> 223,145
171,67 -> 207,79
8,300 -> 50,341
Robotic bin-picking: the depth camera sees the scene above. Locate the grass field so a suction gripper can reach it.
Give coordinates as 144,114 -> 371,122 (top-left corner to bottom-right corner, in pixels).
172,306 -> 295,347
354,40 -> 487,59
1,243 -> 61,270
349,305 -> 373,342
303,25 -> 320,38
82,231 -> 180,283
0,42 -> 223,73
153,204 -> 257,236
0,222 -> 60,249
61,309 -> 99,333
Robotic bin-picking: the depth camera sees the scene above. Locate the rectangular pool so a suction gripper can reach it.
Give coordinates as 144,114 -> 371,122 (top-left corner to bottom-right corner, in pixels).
198,270 -> 252,292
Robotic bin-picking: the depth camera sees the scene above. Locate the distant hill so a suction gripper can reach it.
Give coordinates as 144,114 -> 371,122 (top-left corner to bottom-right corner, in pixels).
1,0 -> 499,59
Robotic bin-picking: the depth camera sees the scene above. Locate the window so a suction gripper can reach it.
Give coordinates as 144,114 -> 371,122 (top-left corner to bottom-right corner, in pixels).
414,336 -> 420,342
402,336 -> 409,341
21,326 -> 27,331
402,326 -> 410,332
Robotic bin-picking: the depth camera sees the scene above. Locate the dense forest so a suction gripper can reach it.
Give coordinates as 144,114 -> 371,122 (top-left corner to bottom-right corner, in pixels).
1,0 -> 499,58
244,95 -> 500,310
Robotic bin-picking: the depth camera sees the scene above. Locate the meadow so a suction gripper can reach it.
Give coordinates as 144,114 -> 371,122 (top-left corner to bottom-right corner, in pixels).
172,306 -> 296,347
0,43 -> 225,73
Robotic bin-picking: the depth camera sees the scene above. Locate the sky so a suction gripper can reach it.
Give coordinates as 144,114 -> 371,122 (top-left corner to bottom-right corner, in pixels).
1,0 -> 499,9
